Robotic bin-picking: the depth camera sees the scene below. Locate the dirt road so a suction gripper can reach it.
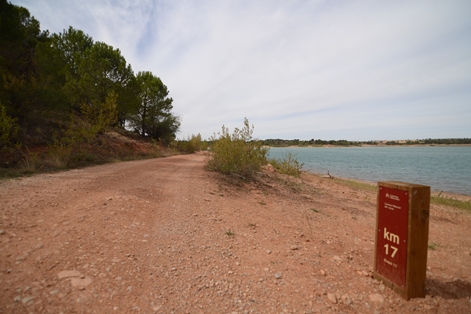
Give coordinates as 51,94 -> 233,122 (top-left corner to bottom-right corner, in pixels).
1,153 -> 470,313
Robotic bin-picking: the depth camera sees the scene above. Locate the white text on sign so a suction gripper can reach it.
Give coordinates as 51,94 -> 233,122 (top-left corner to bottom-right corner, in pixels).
384,227 -> 399,244
384,227 -> 399,258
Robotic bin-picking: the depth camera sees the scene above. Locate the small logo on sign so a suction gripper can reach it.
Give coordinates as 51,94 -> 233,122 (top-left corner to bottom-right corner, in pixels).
385,193 -> 400,201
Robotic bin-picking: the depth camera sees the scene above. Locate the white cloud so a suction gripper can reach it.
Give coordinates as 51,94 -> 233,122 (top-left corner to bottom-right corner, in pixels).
11,0 -> 471,140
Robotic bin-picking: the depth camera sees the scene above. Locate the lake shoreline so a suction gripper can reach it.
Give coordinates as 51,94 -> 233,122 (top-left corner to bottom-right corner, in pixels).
303,170 -> 471,200
265,144 -> 471,148
268,146 -> 471,196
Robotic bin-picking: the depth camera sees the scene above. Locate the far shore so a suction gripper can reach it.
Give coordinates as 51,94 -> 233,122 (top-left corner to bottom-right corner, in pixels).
266,143 -> 471,148
303,171 -> 471,200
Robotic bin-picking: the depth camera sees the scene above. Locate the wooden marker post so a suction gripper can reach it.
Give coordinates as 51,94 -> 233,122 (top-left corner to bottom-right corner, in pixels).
373,181 -> 430,300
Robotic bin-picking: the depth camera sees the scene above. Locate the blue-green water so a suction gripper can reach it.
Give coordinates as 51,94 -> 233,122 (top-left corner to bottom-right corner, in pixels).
268,146 -> 471,195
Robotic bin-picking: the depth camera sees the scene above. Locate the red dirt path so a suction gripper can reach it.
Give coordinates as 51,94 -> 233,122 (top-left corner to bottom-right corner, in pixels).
1,153 -> 470,313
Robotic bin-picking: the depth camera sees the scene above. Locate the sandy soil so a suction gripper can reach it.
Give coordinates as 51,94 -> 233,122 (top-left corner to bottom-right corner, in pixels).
1,152 -> 470,313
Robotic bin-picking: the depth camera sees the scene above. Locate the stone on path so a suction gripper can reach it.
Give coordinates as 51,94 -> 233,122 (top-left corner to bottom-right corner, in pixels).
341,294 -> 353,305
58,270 -> 81,279
369,294 -> 385,303
327,293 -> 337,304
70,277 -> 93,288
21,296 -> 35,306
58,270 -> 92,288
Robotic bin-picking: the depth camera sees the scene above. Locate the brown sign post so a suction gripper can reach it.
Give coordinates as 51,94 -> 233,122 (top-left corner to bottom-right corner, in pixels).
373,181 -> 430,300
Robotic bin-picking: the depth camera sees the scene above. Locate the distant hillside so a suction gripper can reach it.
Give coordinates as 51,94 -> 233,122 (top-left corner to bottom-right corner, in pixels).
261,138 -> 471,147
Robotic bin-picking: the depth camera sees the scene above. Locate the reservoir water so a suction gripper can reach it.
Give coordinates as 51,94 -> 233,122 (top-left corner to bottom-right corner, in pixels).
268,146 -> 471,195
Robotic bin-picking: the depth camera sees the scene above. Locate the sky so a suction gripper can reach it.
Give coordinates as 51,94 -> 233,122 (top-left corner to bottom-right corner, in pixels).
11,0 -> 471,141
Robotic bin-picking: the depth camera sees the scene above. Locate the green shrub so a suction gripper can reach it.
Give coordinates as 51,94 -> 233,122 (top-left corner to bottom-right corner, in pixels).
206,118 -> 268,178
39,113 -> 103,171
80,90 -> 118,134
334,178 -> 378,192
431,194 -> 471,212
268,152 -> 304,177
172,133 -> 206,153
43,150 -> 69,169
19,151 -> 40,174
0,102 -> 19,151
